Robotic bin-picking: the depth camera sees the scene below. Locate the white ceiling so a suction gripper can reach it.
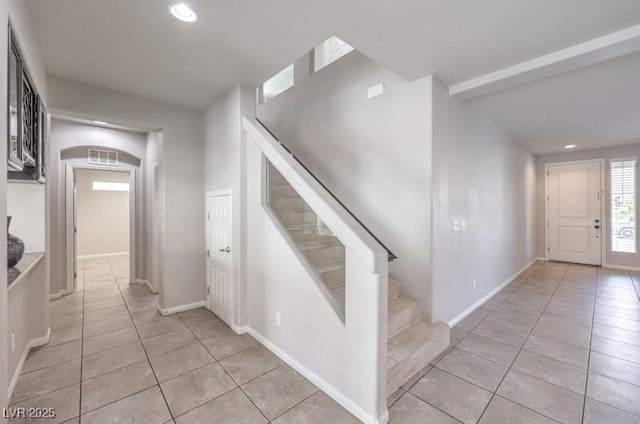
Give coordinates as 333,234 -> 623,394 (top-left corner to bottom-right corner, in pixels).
26,0 -> 640,111
469,52 -> 640,155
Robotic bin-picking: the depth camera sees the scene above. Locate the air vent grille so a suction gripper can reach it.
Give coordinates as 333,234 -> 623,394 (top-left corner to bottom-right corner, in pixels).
88,149 -> 118,165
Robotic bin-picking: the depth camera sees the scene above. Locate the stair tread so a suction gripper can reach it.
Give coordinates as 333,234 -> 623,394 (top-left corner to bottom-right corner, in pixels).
314,259 -> 346,273
388,321 -> 449,363
298,239 -> 342,250
388,297 -> 419,315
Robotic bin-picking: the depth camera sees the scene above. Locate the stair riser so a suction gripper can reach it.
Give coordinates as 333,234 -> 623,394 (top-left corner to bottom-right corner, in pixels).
287,230 -> 332,243
320,268 -> 345,287
275,211 -> 318,225
271,197 -> 308,210
388,303 -> 421,339
387,328 -> 450,395
306,246 -> 345,265
389,280 -> 399,299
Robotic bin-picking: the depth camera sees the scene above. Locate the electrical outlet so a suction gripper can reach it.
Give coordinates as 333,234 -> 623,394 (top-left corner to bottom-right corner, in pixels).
11,334 -> 15,352
453,219 -> 461,232
275,311 -> 281,327
472,279 -> 477,290
367,83 -> 385,99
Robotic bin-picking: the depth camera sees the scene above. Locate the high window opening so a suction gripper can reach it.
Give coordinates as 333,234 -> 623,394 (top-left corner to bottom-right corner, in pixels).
610,159 -> 636,253
313,36 -> 354,73
260,64 -> 294,103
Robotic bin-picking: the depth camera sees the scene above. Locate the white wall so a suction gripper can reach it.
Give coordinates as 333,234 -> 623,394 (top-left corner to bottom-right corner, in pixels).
536,144 -> 640,269
47,77 -> 205,310
204,84 -> 255,326
76,169 -> 129,256
1,0 -> 49,408
431,78 -> 537,324
7,183 -> 45,253
48,119 -> 145,294
257,51 -> 434,319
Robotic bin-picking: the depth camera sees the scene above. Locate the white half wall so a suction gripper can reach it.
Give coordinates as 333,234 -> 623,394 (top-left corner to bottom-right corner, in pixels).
431,77 -> 537,323
76,169 -> 130,256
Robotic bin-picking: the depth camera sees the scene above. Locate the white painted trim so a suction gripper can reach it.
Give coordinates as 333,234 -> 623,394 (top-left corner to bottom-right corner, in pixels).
134,279 -> 158,293
157,300 -> 206,316
602,263 -> 640,272
7,328 -> 51,401
244,326 -> 388,424
78,251 -> 129,259
49,290 -> 72,300
545,159 -> 606,266
450,24 -> 640,100
448,257 -> 544,327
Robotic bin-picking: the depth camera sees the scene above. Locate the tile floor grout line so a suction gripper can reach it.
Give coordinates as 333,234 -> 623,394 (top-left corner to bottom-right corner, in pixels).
475,262 -> 572,424
102,254 -> 176,423
267,388 -> 320,423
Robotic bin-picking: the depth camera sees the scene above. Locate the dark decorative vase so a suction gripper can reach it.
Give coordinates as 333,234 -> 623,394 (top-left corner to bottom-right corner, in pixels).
7,216 -> 24,268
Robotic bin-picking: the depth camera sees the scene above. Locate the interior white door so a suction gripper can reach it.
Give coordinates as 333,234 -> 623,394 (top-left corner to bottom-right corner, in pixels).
72,174 -> 78,290
207,193 -> 233,325
547,161 -> 603,265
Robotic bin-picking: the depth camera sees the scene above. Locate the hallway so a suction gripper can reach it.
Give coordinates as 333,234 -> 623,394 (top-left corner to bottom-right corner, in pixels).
7,258 -> 640,423
8,255 -> 358,423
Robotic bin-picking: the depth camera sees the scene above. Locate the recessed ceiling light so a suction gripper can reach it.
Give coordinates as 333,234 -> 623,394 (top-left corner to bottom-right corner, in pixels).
93,120 -> 108,125
564,144 -> 576,149
169,2 -> 198,23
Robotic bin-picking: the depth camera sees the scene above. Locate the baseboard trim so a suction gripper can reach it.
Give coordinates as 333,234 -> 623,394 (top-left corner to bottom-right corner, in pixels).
244,326 -> 387,424
157,300 -> 206,316
134,279 -> 158,294
603,263 -> 640,272
49,290 -> 70,300
448,257 -> 544,327
78,251 -> 129,259
7,328 -> 51,402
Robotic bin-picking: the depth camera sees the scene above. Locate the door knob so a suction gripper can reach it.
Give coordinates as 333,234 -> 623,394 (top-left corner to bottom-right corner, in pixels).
219,247 -> 231,253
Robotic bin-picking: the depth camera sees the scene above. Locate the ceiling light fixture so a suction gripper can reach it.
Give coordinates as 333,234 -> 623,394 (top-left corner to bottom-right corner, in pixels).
564,144 -> 576,149
93,120 -> 108,125
169,2 -> 198,23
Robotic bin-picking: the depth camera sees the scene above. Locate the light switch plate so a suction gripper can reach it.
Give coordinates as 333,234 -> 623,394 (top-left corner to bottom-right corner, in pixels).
453,219 -> 461,232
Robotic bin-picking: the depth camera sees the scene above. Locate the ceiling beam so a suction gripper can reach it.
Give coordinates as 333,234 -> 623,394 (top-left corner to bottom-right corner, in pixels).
449,24 -> 640,100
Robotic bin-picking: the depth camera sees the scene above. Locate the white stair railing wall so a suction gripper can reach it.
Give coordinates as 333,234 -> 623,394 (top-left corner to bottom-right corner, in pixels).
243,117 -> 390,424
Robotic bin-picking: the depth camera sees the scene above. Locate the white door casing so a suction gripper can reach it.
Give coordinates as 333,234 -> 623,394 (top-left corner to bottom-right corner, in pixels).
206,191 -> 233,325
546,160 -> 604,265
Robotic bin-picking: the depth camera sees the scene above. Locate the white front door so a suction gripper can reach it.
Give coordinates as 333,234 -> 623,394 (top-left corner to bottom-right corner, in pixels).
207,192 -> 233,325
547,160 -> 603,265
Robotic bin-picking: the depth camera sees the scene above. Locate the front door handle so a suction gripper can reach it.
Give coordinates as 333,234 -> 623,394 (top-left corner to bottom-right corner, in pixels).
219,246 -> 231,253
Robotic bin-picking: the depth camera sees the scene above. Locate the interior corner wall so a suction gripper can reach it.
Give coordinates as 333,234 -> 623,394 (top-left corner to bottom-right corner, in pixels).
536,144 -> 640,269
256,51 -> 433,320
47,77 -> 205,310
204,83 -> 255,326
431,77 -> 537,324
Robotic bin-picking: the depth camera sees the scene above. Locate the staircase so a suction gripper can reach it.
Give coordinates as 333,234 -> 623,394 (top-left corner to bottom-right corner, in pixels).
268,165 -> 347,313
268,163 -> 450,395
386,279 -> 450,396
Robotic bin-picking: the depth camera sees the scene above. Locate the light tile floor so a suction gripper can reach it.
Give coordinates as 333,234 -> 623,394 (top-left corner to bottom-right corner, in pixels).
8,258 -> 640,423
9,255 -> 358,424
389,261 -> 640,424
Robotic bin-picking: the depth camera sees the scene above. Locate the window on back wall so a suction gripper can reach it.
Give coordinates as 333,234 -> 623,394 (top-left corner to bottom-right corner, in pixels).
610,159 -> 636,253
